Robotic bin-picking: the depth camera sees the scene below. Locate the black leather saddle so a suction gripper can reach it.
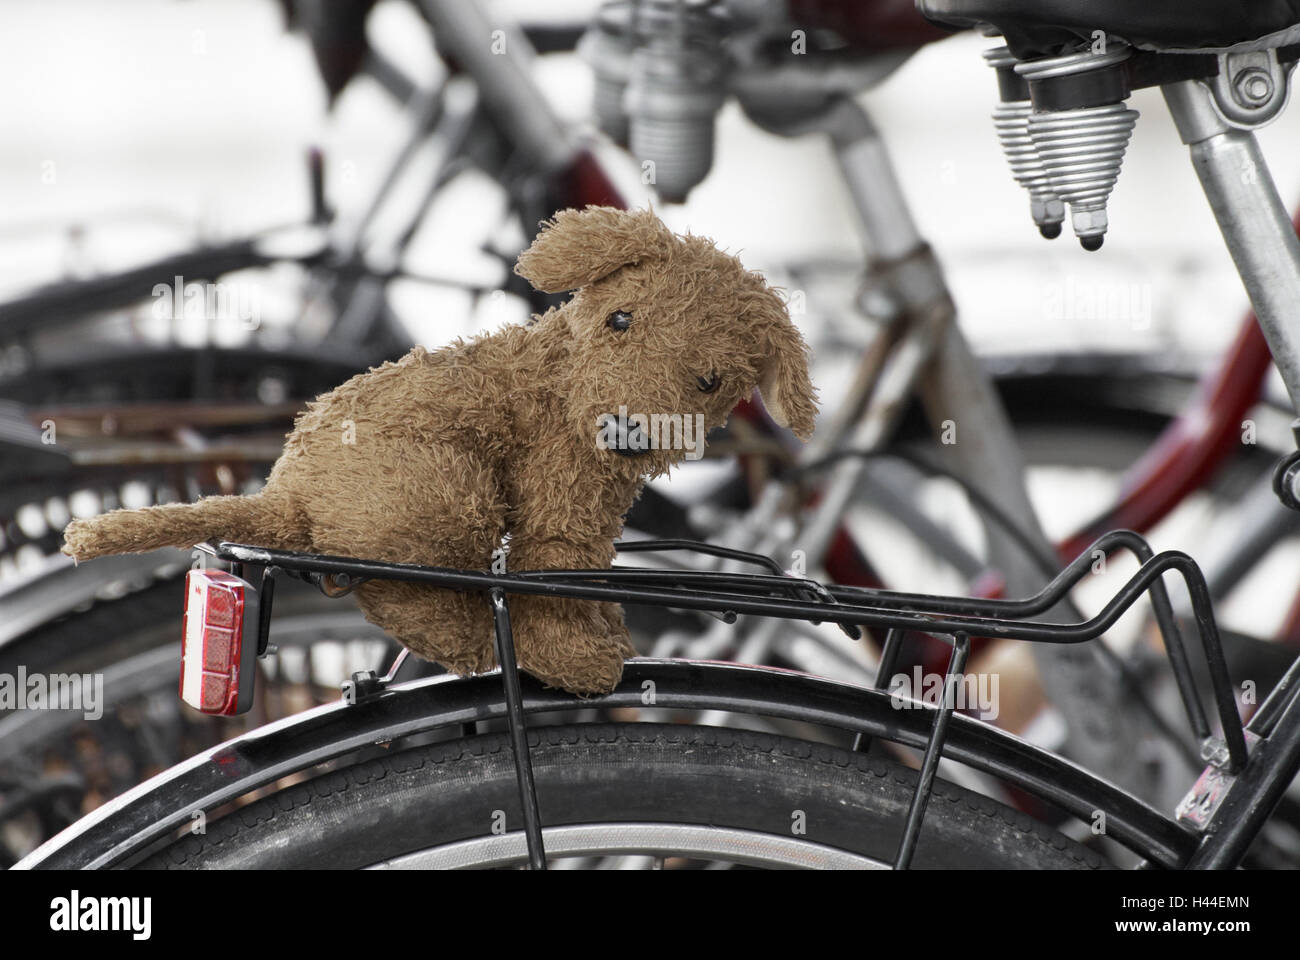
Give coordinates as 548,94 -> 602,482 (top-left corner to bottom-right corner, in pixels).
918,0 -> 1300,59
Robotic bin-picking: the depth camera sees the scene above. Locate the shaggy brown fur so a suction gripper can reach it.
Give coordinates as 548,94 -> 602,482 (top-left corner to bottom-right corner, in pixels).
62,206 -> 818,694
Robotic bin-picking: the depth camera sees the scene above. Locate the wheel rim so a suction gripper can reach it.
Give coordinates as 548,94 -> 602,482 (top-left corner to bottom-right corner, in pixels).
366,823 -> 889,870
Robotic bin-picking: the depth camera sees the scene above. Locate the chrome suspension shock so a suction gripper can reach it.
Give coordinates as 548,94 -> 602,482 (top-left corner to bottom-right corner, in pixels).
580,0 -> 730,204
984,46 -> 1064,239
1016,45 -> 1139,251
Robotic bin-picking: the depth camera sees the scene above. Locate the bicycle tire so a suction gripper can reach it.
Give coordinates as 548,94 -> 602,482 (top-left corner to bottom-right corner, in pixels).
138,722 -> 1112,869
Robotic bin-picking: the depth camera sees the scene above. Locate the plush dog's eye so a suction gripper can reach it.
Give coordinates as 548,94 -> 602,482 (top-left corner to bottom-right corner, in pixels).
696,372 -> 721,393
606,310 -> 632,332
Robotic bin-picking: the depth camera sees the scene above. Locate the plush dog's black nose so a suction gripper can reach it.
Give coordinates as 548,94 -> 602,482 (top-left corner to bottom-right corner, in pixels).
614,418 -> 649,457
598,413 -> 651,457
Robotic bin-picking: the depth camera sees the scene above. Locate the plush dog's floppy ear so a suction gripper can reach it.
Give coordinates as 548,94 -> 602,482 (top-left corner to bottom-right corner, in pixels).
752,293 -> 819,441
515,206 -> 675,293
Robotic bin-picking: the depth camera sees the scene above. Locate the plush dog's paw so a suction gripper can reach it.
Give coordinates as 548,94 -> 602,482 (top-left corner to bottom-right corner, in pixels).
596,604 -> 637,658
520,635 -> 628,697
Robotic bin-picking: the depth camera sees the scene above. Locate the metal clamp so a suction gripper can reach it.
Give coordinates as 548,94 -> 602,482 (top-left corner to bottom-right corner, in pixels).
1272,419 -> 1300,510
341,670 -> 386,704
1209,49 -> 1295,127
1175,730 -> 1261,830
1273,450 -> 1300,511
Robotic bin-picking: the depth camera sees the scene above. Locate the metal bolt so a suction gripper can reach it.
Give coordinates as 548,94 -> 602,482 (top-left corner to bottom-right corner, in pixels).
1235,68 -> 1274,107
1200,737 -> 1230,768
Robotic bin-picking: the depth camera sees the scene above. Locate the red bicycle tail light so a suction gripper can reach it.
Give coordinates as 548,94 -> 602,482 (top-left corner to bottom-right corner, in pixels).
180,569 -> 260,716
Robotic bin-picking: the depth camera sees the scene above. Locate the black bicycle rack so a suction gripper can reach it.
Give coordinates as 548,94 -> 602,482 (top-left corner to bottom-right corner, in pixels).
204,526 -> 1294,871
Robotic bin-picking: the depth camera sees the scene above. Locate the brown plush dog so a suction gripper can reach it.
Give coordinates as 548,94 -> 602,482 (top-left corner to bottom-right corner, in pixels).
62,206 -> 818,694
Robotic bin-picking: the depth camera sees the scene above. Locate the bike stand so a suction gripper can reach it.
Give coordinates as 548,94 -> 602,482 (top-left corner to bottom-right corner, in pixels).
489,587 -> 547,870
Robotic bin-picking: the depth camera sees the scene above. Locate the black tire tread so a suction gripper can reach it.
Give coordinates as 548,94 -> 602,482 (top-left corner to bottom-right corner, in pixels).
141,722 -> 1110,870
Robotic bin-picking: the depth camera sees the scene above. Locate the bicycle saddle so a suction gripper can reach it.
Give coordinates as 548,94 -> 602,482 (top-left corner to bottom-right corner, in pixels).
917,0 -> 1300,58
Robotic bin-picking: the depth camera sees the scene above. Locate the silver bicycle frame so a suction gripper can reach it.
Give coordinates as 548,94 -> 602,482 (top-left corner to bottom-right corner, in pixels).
1164,78 -> 1300,414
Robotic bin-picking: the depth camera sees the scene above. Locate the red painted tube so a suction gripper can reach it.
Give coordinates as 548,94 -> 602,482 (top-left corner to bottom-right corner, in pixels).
1059,315 -> 1273,563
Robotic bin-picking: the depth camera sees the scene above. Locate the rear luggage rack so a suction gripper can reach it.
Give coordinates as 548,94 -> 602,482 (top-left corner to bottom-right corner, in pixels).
195,529 -> 1256,870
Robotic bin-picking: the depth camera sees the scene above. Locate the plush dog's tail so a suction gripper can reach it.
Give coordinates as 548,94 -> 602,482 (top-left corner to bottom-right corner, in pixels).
62,494 -> 283,562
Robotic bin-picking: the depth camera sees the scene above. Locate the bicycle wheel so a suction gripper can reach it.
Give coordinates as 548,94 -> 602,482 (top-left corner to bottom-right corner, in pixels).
138,722 -> 1111,869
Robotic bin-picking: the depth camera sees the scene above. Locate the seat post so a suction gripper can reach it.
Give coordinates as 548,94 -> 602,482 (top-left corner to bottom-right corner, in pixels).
1163,77 -> 1300,415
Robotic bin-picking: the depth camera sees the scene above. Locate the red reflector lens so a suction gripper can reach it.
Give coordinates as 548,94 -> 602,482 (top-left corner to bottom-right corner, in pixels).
205,588 -> 237,627
203,627 -> 233,672
200,674 -> 229,712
